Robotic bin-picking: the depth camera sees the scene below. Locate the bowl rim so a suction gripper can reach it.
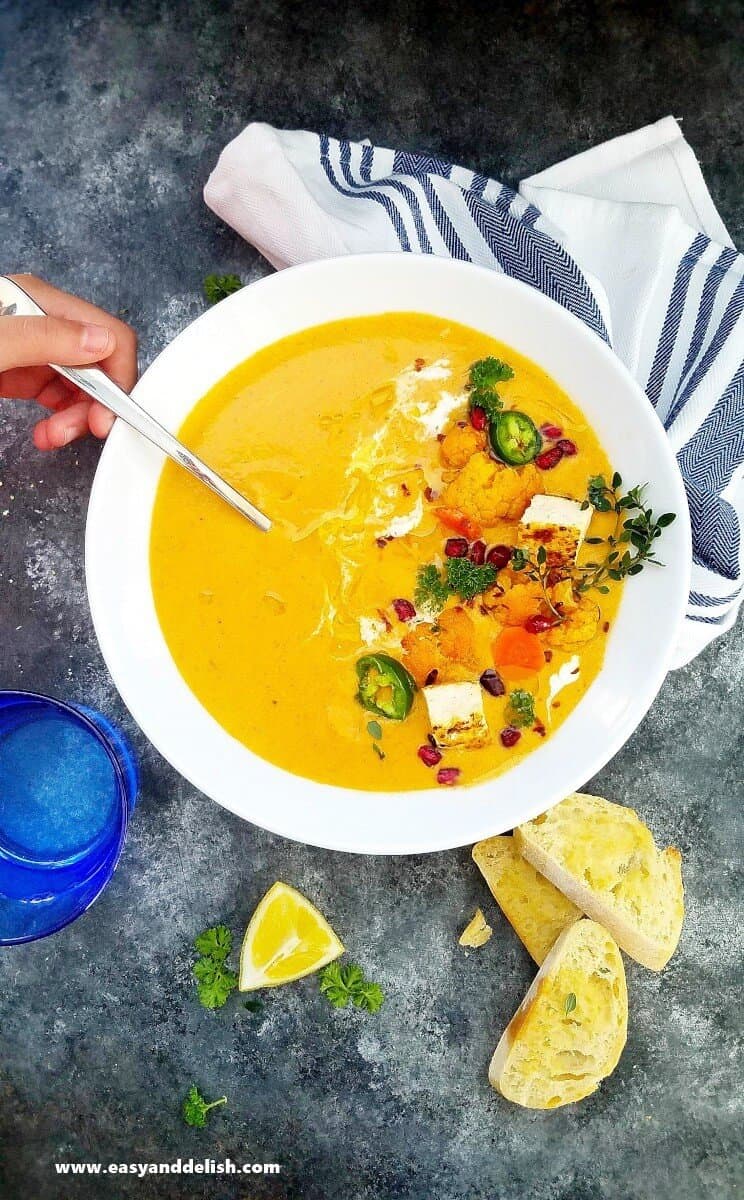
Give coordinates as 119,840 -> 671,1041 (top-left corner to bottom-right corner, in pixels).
85,252 -> 692,855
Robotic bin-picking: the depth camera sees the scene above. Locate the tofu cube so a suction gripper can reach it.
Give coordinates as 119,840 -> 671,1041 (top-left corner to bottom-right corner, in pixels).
423,681 -> 490,749
519,494 -> 592,566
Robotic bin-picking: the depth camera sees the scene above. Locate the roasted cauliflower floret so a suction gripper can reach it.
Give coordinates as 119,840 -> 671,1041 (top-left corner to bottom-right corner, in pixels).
487,580 -> 544,626
441,452 -> 541,525
545,596 -> 601,648
401,605 -> 478,685
550,578 -> 579,614
440,423 -> 486,468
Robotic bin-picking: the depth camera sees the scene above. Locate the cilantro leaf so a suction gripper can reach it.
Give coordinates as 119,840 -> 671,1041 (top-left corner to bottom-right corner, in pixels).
319,961 -> 385,1013
203,273 -> 243,305
415,563 -> 450,616
468,357 -> 514,390
194,925 -> 232,962
445,557 -> 497,602
182,1085 -> 227,1128
505,688 -> 536,729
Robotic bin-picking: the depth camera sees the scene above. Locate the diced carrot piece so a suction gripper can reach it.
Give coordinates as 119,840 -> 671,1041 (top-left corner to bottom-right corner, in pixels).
491,627 -> 545,672
435,506 -> 482,541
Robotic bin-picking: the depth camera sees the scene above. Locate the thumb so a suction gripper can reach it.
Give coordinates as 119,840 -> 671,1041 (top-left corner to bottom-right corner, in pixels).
0,314 -> 114,372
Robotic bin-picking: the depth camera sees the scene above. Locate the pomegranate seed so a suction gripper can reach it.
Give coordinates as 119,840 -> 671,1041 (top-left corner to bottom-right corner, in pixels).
540,422 -> 563,440
468,540 -> 486,565
470,406 -> 488,431
444,537 -> 469,558
418,744 -> 442,768
436,767 -> 461,786
556,438 -> 577,457
392,598 -> 416,622
535,446 -> 564,471
480,668 -> 505,697
500,727 -> 521,748
486,544 -> 512,570
524,613 -> 556,634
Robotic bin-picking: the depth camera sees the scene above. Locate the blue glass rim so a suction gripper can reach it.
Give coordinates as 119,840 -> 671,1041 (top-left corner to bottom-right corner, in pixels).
0,690 -> 134,947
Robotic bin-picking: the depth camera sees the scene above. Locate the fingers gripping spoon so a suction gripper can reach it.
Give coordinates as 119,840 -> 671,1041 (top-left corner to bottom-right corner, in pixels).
0,276 -> 272,532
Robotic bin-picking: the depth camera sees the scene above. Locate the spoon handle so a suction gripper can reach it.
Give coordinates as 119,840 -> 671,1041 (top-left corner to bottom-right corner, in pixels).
0,276 -> 271,533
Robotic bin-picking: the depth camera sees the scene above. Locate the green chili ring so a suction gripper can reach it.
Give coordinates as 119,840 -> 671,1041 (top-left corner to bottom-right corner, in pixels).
355,654 -> 416,721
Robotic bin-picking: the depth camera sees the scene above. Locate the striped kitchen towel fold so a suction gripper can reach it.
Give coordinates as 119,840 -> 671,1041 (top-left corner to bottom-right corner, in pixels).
204,117 -> 744,668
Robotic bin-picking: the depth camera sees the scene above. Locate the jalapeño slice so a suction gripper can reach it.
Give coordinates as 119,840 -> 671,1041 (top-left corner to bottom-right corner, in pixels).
355,654 -> 416,721
491,410 -> 543,466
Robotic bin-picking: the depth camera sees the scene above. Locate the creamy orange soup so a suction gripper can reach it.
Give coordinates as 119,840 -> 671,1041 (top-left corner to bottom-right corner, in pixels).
150,313 -> 623,791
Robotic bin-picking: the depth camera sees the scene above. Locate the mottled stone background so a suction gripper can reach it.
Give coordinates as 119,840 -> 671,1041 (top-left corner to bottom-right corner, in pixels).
0,2 -> 742,1198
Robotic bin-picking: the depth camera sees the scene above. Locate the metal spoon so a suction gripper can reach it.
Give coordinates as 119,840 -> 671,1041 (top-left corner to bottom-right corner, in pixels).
0,275 -> 271,532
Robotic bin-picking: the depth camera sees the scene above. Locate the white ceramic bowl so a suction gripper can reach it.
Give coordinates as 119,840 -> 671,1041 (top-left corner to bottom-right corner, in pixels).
86,254 -> 691,854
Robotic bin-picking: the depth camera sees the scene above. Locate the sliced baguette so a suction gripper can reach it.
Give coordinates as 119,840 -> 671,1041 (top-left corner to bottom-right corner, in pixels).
472,835 -> 581,964
489,918 -> 627,1109
516,792 -> 684,971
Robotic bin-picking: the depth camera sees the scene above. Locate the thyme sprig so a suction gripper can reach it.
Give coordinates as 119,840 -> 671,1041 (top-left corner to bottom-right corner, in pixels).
510,544 -> 565,622
577,473 -> 676,595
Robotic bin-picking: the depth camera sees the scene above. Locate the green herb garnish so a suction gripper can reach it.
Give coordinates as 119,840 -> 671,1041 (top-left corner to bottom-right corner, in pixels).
372,742 -> 385,761
466,357 -> 514,422
367,720 -> 383,740
194,925 -> 232,961
319,962 -> 385,1012
203,273 -> 243,305
182,1085 -> 228,1128
577,474 -> 676,593
510,544 -> 566,622
415,558 -> 497,615
564,992 -> 577,1016
415,563 -> 451,615
193,925 -> 238,1009
505,689 -> 536,728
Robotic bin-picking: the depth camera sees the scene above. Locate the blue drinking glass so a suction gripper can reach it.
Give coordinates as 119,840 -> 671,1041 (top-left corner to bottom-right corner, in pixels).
0,691 -> 138,945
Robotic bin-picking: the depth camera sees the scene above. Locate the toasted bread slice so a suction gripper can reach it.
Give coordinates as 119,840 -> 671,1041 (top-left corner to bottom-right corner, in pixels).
489,918 -> 627,1109
516,792 -> 684,971
472,835 -> 581,964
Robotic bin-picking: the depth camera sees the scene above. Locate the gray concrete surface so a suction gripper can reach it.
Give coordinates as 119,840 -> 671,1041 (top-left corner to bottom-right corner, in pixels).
0,2 -> 742,1197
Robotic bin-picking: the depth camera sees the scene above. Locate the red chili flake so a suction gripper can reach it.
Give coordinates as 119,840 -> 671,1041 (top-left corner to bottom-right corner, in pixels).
500,727 -> 521,748
436,433 -> 445,443
418,744 -> 442,768
392,598 -> 416,622
376,608 -> 393,632
530,527 -> 555,543
468,540 -> 487,565
427,731 -> 438,747
540,422 -> 563,440
544,649 -> 553,662
535,446 -> 564,471
470,406 -> 488,431
444,537 -> 469,558
375,535 -> 393,549
424,486 -> 437,503
603,621 -> 610,633
414,357 -> 426,371
457,420 -> 468,429
524,613 -> 557,634
436,767 -> 461,786
401,481 -> 411,496
556,438 -> 577,457
552,700 -> 561,708
425,668 -> 439,687
533,722 -> 547,738
486,544 -> 512,570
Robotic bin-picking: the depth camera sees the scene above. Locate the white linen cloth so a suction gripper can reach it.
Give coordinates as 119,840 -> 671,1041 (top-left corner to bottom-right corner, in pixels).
204,117 -> 744,667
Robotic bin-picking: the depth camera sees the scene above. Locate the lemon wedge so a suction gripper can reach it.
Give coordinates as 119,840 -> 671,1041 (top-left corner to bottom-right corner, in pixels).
239,881 -> 344,991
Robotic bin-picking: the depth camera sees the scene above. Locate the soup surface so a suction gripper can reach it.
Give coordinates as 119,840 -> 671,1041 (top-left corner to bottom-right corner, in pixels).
151,313 -> 623,791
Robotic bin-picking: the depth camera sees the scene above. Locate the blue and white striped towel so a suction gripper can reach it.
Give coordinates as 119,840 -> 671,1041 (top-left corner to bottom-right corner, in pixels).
204,117 -> 743,667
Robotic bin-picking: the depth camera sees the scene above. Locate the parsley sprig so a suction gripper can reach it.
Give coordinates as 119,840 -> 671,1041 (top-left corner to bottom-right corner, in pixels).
415,558 -> 497,615
182,1085 -> 228,1128
505,689 -> 536,728
466,357 -> 514,422
193,925 -> 238,1010
319,962 -> 385,1013
578,473 -> 676,595
204,273 -> 243,305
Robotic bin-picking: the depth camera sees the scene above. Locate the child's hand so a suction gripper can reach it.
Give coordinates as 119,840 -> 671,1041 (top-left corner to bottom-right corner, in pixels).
0,274 -> 138,450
